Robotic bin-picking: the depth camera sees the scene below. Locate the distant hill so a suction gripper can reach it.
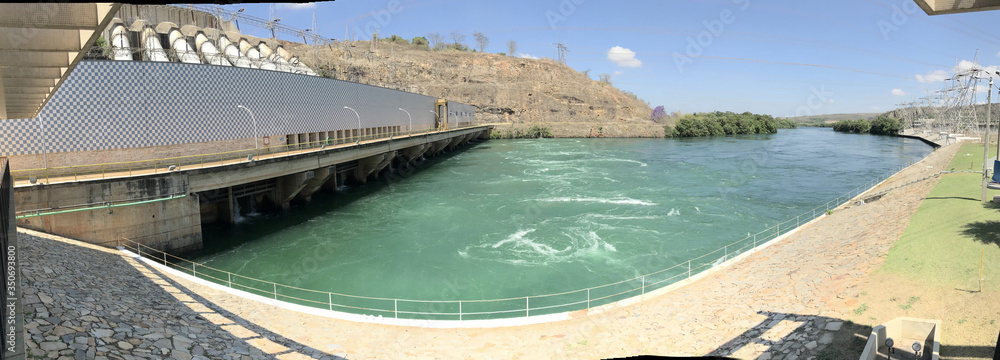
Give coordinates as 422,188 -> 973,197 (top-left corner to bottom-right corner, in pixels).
781,113 -> 882,127
282,39 -> 662,138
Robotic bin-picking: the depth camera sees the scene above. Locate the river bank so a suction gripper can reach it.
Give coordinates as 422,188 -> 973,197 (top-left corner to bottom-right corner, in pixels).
16,132 -> 954,359
488,122 -> 665,138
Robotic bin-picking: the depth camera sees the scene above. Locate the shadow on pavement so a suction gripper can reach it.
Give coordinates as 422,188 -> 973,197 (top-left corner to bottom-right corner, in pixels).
706,311 -> 997,359
133,259 -> 345,359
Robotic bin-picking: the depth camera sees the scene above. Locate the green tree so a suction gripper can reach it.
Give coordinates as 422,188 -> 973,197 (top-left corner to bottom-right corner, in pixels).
388,34 -> 408,44
411,36 -> 429,50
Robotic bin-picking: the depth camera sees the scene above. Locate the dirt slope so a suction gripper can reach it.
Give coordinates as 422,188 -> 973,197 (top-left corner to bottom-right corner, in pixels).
283,40 -> 662,137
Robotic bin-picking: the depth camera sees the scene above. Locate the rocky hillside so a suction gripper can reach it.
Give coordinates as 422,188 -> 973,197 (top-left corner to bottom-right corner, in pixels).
282,40 -> 662,137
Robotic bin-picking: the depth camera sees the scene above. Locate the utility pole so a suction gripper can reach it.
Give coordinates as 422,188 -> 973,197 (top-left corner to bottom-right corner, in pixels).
995,71 -> 1000,160
983,76 -> 993,202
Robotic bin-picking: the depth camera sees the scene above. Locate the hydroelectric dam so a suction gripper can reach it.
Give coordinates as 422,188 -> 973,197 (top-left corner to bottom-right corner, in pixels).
2,4 -> 490,254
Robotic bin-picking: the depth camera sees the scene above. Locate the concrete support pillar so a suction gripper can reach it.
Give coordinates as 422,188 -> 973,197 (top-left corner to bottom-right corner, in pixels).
298,133 -> 308,148
322,165 -> 339,192
351,152 -> 394,184
297,167 -> 334,202
309,132 -> 318,145
287,133 -> 297,148
220,186 -> 235,224
400,144 -> 428,168
275,172 -> 309,210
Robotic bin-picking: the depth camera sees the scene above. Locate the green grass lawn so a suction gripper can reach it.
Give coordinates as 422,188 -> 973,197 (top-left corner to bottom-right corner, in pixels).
947,142 -> 999,171
880,143 -> 1000,290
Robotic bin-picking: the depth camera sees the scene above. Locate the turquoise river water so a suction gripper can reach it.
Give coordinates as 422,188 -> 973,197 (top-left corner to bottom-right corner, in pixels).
195,127 -> 932,319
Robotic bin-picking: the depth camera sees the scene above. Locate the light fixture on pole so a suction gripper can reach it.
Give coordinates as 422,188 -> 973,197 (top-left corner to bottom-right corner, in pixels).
266,18 -> 281,39
398,108 -> 411,134
236,105 -> 259,154
344,106 -> 361,141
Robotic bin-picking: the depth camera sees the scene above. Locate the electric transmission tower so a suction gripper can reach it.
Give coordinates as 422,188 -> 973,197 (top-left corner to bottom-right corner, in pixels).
553,42 -> 568,64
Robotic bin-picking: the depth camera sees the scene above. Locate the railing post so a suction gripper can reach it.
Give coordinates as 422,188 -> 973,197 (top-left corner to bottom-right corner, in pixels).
725,245 -> 728,261
273,283 -> 277,300
228,273 -> 232,288
394,299 -> 398,318
753,233 -> 756,248
587,288 -> 590,309
192,263 -> 196,278
137,244 -> 141,258
163,252 -> 166,266
641,276 -> 645,296
459,301 -> 462,321
526,297 -> 530,317
328,293 -> 332,311
152,161 -> 156,174
687,260 -> 691,278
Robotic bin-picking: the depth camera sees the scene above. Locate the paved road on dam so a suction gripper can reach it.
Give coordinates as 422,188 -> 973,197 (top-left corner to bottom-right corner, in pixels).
18,136 -> 959,359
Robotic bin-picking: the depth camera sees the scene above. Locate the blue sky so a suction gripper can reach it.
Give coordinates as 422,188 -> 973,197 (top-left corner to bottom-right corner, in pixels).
216,0 -> 1000,117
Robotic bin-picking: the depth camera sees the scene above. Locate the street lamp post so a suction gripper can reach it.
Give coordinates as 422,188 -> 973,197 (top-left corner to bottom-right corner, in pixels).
398,108 -> 411,135
236,105 -> 258,157
344,106 -> 361,141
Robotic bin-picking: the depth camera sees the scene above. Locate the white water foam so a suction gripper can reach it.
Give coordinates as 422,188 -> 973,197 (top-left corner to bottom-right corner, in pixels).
461,228 -> 619,266
594,158 -> 648,167
535,197 -> 658,206
490,229 -> 569,257
667,208 -> 681,216
584,214 -> 661,220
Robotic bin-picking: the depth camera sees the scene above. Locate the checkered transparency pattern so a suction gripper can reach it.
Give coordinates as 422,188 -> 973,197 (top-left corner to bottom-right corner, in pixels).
0,60 -> 461,156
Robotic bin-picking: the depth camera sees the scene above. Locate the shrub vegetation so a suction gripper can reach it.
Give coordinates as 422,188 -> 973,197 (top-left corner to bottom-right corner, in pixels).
832,116 -> 903,135
664,111 -> 793,138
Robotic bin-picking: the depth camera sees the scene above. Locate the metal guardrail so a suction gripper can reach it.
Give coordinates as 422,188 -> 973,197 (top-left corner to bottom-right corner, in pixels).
12,124 -> 481,185
117,162 -> 913,321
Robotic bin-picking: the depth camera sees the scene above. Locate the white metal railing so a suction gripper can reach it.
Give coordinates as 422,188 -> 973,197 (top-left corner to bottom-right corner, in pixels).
118,162 -> 912,321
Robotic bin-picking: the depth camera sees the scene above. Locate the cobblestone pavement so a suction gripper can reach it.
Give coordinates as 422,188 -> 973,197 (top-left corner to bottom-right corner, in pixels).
20,230 -> 336,359
20,137 -> 957,359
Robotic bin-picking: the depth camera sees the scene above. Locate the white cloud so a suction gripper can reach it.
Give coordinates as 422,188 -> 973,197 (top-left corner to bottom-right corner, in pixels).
916,60 -> 1000,83
976,84 -> 989,93
517,53 -> 539,60
916,70 -> 948,83
277,3 -> 317,10
607,46 -> 642,68
891,89 -> 907,96
613,70 -> 622,76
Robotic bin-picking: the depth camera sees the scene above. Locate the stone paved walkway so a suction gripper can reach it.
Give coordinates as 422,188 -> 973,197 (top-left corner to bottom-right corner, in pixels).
20,136 -> 958,359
